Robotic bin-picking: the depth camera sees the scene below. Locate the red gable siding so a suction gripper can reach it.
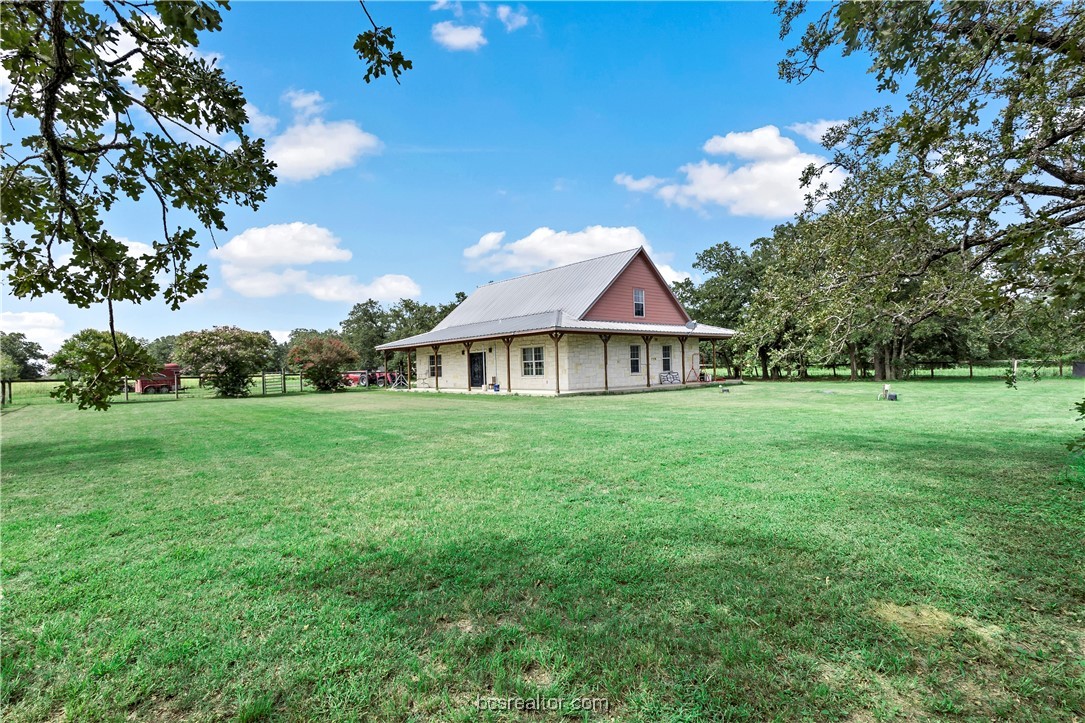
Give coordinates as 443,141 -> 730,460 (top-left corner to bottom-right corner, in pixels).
581,252 -> 690,324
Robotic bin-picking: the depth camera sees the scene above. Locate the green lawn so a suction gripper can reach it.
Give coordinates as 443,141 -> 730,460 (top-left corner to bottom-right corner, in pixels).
2,380 -> 1083,722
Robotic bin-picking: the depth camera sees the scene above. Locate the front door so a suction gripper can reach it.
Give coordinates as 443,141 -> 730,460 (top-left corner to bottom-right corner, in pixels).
469,351 -> 486,388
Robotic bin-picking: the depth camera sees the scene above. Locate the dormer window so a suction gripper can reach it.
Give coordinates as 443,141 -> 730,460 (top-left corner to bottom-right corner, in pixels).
633,288 -> 645,317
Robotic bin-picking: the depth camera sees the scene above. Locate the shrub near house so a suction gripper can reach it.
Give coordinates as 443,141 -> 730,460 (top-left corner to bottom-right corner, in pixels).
288,336 -> 360,391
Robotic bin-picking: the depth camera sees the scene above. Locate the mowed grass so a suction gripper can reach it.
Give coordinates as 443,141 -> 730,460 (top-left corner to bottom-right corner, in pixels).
2,380 -> 1083,722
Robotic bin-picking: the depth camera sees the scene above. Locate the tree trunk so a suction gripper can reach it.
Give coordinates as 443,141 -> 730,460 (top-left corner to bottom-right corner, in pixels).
759,348 -> 770,380
848,343 -> 858,381
873,346 -> 886,381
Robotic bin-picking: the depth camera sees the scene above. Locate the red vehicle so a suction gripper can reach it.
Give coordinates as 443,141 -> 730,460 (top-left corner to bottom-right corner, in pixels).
341,369 -> 397,387
135,363 -> 181,394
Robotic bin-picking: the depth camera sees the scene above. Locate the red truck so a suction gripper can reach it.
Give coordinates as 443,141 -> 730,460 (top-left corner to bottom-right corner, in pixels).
341,369 -> 397,387
134,363 -> 182,394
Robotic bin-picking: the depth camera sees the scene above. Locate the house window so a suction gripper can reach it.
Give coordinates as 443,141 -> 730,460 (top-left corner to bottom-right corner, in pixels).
630,345 -> 641,374
662,344 -> 672,372
522,346 -> 544,376
428,354 -> 442,377
633,288 -> 645,317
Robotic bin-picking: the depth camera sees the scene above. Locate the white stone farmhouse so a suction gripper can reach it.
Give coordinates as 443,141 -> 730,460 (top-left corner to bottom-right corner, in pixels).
376,247 -> 735,394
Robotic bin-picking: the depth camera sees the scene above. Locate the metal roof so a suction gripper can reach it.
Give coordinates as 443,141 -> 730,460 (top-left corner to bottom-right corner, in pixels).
375,247 -> 736,351
433,248 -> 640,330
376,315 -> 735,350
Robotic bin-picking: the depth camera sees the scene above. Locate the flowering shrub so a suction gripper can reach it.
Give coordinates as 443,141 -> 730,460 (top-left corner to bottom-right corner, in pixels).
175,326 -> 274,397
287,336 -> 359,391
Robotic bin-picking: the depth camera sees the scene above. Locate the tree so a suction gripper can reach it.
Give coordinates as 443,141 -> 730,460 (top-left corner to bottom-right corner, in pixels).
0,353 -> 20,381
0,331 -> 48,379
1,0 -> 409,409
779,3 -> 1085,445
288,335 -> 360,391
174,326 -> 274,397
144,334 -> 177,365
340,299 -> 390,369
49,328 -> 158,410
777,0 -> 1085,303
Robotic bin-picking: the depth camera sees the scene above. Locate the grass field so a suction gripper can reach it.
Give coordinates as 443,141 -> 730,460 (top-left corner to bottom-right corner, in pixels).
2,380 -> 1083,721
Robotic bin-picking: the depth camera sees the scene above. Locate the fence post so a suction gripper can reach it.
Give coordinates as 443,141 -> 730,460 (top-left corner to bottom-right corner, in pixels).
299,371 -> 303,392
281,368 -> 286,394
261,371 -> 266,396
175,370 -> 180,399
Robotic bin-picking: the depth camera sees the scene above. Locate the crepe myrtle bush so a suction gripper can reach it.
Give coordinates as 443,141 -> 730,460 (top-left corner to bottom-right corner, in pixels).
288,336 -> 360,391
175,326 -> 274,398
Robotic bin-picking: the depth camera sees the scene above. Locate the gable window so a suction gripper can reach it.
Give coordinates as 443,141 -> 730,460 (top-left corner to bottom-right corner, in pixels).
522,346 -> 544,376
662,344 -> 672,372
428,354 -> 442,377
629,344 -> 641,374
633,288 -> 645,317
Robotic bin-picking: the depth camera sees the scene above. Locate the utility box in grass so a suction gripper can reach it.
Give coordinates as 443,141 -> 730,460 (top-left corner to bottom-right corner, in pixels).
1073,361 -> 1085,378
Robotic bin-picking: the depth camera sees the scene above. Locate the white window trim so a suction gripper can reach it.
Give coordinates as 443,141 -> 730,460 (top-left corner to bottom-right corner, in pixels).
633,288 -> 645,318
629,344 -> 641,374
521,346 -> 545,376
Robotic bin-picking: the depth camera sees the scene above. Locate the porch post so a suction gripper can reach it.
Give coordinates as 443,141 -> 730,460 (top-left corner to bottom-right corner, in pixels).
502,336 -> 514,392
711,339 -> 717,381
431,345 -> 441,391
641,335 -> 653,387
680,337 -> 687,384
464,341 -> 473,391
598,334 -> 611,392
548,331 -> 565,394
383,351 -> 389,378
407,348 -> 413,389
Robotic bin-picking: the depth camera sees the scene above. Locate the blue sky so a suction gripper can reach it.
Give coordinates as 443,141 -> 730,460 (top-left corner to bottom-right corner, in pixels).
3,1 -> 880,351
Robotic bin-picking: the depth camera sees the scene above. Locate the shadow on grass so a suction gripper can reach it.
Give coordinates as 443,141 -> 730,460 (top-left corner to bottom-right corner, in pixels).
0,436 -> 165,479
268,520 -> 1073,721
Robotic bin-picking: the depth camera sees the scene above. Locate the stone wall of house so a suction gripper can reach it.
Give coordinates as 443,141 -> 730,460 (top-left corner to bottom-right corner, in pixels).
412,333 -> 702,393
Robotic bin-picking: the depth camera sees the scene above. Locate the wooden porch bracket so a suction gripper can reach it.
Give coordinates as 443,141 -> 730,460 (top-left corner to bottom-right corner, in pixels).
598,334 -> 611,392
548,331 -> 565,394
641,335 -> 653,387
501,336 -> 514,392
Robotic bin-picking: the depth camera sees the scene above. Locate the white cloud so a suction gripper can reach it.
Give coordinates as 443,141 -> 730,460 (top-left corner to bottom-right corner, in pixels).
462,225 -> 690,284
268,329 -> 291,344
619,125 -> 846,218
1,311 -> 67,352
0,63 -> 12,103
265,90 -> 382,182
432,21 -> 488,51
787,119 -> 847,145
245,103 -> 279,136
497,5 -> 529,31
220,265 -> 420,302
211,222 -> 352,268
703,126 -> 798,160
212,222 -> 420,302
282,89 -> 326,120
430,0 -> 464,16
614,173 -> 665,192
463,231 -> 506,259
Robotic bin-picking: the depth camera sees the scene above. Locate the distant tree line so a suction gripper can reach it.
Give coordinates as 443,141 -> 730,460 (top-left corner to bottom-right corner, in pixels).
674,240 -> 1084,383
5,292 -> 467,408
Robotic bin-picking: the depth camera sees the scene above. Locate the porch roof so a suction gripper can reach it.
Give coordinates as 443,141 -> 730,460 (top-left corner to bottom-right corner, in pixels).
375,311 -> 735,351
